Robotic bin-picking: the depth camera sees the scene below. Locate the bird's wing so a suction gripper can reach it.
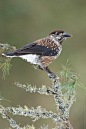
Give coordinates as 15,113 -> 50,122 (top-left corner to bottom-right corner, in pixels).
13,42 -> 58,56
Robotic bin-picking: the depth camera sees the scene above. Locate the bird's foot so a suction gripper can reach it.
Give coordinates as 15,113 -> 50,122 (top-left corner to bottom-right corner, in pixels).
48,72 -> 59,82
34,65 -> 43,70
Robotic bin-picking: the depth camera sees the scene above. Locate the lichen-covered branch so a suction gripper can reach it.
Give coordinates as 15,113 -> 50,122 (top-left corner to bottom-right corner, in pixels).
13,81 -> 60,95
13,80 -> 74,128
0,105 -> 22,129
7,106 -> 65,123
0,43 -> 16,51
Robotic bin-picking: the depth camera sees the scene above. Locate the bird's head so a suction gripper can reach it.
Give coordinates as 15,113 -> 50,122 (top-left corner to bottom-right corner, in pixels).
48,30 -> 72,45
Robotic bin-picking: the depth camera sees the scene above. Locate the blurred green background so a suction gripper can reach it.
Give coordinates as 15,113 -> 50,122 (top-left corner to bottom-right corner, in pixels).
0,0 -> 86,129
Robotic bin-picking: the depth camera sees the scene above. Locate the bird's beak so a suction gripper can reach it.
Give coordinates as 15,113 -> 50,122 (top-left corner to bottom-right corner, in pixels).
62,33 -> 72,38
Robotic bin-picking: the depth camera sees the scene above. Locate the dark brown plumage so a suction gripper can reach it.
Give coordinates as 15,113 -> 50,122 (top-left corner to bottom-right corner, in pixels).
2,30 -> 72,81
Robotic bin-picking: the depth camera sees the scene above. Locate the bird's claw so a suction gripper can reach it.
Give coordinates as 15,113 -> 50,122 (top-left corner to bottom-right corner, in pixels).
34,65 -> 43,70
48,72 -> 59,82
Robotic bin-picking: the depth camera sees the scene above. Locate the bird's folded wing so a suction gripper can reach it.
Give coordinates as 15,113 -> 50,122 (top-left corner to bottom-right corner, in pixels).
14,42 -> 58,56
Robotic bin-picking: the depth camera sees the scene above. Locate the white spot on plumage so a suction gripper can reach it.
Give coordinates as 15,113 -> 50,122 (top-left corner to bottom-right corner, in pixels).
2,53 -> 15,58
49,35 -> 60,46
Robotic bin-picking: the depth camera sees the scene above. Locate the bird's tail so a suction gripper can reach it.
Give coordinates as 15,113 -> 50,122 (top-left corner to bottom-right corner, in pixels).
2,52 -> 16,57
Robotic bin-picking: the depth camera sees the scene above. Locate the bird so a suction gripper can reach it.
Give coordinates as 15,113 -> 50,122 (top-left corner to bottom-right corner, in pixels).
2,30 -> 72,81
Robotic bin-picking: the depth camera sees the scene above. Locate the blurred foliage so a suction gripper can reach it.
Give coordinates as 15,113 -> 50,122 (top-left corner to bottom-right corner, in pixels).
0,43 -> 16,79
0,60 -> 12,79
60,60 -> 86,96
